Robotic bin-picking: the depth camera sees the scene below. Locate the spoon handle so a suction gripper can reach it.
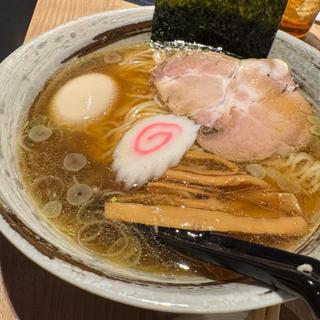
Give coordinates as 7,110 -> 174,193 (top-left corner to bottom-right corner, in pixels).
0,268 -> 17,320
157,232 -> 320,319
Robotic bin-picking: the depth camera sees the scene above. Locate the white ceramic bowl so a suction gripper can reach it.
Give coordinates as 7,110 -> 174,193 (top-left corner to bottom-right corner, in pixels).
0,6 -> 320,314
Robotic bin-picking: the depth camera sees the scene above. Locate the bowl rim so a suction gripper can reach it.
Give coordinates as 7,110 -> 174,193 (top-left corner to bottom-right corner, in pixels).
1,6 -> 317,314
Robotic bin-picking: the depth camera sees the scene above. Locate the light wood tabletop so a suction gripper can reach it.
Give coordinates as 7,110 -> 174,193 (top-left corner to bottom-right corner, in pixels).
0,1 -> 320,319
24,0 -> 136,42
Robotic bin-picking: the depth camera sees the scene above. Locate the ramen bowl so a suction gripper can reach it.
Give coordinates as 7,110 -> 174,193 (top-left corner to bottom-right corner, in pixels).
0,7 -> 320,314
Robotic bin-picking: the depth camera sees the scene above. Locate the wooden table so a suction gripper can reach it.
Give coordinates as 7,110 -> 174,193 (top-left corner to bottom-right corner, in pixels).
1,1 -> 320,319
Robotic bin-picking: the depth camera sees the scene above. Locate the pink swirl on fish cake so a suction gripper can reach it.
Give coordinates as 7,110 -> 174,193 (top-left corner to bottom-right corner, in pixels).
134,122 -> 183,155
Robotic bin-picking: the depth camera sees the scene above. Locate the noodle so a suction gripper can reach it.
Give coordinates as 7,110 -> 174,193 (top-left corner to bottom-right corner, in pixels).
263,153 -> 320,194
87,99 -> 169,161
125,93 -> 154,100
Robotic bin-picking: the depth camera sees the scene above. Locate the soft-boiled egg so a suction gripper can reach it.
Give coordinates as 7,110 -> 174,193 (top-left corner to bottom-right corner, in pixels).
51,73 -> 117,125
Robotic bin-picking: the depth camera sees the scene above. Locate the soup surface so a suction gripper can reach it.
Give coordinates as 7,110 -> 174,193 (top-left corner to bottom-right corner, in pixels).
18,41 -> 320,281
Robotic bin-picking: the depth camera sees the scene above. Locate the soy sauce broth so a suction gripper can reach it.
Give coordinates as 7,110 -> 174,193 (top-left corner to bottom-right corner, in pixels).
18,41 -> 320,281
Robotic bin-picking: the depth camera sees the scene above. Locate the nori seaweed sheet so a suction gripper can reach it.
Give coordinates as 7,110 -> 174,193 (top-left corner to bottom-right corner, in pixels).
152,0 -> 288,58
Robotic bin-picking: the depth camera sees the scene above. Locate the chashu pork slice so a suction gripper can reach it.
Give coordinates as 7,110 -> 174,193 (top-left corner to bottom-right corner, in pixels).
153,51 -> 311,161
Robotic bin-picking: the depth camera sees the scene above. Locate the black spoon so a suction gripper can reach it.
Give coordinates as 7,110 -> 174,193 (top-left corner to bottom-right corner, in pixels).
144,226 -> 320,319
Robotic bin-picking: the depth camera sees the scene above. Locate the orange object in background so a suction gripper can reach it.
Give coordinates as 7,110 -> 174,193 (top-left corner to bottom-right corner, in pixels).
281,0 -> 320,37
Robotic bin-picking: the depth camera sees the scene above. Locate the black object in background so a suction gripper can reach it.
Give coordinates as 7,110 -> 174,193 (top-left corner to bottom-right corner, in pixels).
0,0 -> 37,61
127,0 -> 154,4
0,0 -> 153,62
